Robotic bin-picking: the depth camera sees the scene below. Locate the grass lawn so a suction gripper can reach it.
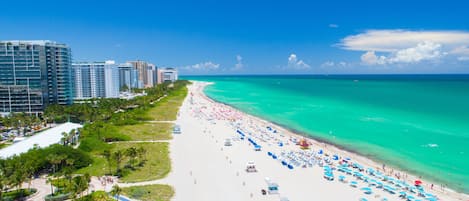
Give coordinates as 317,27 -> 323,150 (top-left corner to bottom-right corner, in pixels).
0,142 -> 11,149
122,184 -> 174,201
76,142 -> 170,182
144,85 -> 187,121
119,123 -> 172,141
76,191 -> 114,201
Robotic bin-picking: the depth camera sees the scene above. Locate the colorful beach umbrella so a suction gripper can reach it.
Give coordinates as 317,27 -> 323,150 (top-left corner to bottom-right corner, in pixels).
414,180 -> 423,186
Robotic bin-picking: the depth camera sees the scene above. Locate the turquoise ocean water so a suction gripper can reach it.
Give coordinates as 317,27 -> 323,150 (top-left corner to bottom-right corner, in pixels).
182,75 -> 469,193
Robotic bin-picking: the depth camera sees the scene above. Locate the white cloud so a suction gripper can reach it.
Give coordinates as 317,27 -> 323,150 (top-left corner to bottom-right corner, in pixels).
340,30 -> 469,65
321,61 -> 335,67
360,51 -> 387,65
232,55 -> 243,70
360,41 -> 443,65
329,24 -> 339,28
451,46 -> 469,55
288,54 -> 310,70
458,56 -> 469,61
179,61 -> 220,71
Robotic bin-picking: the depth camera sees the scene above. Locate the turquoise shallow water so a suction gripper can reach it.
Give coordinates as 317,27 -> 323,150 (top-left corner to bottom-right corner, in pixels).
182,75 -> 469,193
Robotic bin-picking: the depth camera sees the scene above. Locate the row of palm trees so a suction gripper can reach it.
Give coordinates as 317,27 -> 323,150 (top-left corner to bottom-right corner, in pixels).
102,146 -> 147,177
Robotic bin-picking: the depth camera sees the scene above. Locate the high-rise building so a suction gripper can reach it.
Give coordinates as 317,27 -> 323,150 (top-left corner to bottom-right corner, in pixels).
73,60 -> 120,99
128,60 -> 148,88
118,62 -> 139,90
0,40 -> 73,114
104,62 -> 120,98
160,68 -> 179,82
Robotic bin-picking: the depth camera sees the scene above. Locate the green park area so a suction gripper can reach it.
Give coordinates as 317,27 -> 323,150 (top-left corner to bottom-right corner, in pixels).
122,184 -> 174,201
119,123 -> 173,141
0,80 -> 189,201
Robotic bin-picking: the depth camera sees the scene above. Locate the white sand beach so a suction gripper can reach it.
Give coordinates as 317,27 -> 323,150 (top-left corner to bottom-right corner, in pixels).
162,81 -> 468,201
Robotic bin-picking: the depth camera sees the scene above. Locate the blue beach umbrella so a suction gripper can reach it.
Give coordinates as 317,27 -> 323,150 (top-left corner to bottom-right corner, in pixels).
287,164 -> 294,169
350,181 -> 358,187
359,198 -> 368,201
281,161 -> 287,166
268,152 -> 272,156
360,187 -> 372,191
272,154 -> 277,159
333,155 -> 339,160
338,175 -> 346,181
318,149 -> 323,154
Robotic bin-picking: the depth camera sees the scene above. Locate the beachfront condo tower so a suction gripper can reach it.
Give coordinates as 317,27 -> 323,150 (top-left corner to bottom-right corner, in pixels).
72,60 -> 120,99
0,40 -> 74,115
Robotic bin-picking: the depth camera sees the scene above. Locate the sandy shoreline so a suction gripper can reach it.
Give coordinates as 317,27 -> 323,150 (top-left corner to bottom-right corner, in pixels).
164,81 -> 468,201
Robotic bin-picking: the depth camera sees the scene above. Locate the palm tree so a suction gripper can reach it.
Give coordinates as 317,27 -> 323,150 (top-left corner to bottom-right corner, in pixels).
61,132 -> 68,145
113,150 -> 125,176
125,147 -> 138,167
137,147 -> 147,165
46,177 -> 55,195
110,184 -> 122,200
101,150 -> 112,175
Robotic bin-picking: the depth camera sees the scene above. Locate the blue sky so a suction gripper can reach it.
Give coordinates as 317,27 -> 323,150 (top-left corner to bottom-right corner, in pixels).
2,0 -> 469,75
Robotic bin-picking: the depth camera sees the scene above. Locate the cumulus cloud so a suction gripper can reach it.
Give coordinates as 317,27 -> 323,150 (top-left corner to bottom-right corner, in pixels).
232,55 -> 243,70
340,30 -> 469,65
360,41 -> 443,65
288,54 -> 310,70
179,61 -> 220,71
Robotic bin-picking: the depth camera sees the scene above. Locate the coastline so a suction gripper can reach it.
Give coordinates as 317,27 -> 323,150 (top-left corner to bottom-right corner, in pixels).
197,81 -> 469,200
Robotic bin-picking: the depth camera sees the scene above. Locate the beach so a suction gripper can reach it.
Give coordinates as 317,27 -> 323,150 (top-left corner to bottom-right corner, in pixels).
163,81 -> 468,201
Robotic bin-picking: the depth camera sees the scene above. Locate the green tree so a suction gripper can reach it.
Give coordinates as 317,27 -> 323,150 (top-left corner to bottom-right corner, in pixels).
113,150 -> 125,176
110,185 -> 122,200
125,147 -> 138,167
101,150 -> 112,175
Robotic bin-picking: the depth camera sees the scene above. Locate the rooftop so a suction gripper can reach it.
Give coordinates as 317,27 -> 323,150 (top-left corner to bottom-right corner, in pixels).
0,40 -> 68,47
0,122 -> 83,159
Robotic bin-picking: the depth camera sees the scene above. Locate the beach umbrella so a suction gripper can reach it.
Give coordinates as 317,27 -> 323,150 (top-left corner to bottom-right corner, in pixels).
414,180 -> 422,186
360,187 -> 372,191
287,164 -> 294,169
350,181 -> 358,187
359,198 -> 368,201
318,149 -> 323,154
339,175 -> 346,181
268,152 -> 272,156
272,154 -> 277,159
281,161 -> 287,166
333,155 -> 339,160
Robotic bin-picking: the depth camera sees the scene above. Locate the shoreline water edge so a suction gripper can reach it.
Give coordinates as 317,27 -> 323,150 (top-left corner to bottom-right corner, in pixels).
193,80 -> 468,200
